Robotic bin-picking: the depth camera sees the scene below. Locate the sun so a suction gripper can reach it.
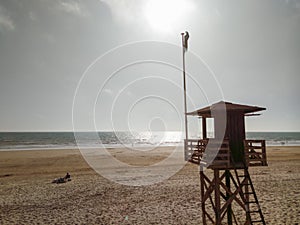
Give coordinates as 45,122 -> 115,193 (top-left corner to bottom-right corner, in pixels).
144,0 -> 193,33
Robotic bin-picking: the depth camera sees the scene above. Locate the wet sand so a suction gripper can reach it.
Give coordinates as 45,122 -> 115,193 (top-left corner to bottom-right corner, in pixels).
0,146 -> 299,224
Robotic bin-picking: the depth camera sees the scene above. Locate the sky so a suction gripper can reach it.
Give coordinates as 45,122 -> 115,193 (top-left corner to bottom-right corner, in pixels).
0,0 -> 299,132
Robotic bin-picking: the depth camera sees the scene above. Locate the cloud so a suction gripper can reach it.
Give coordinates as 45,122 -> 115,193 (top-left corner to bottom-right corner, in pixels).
58,1 -> 89,17
100,0 -> 146,24
0,6 -> 15,31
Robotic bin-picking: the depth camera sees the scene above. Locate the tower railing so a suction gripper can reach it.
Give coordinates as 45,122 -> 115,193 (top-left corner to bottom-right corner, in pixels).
244,140 -> 267,167
184,139 -> 207,162
185,139 -> 267,168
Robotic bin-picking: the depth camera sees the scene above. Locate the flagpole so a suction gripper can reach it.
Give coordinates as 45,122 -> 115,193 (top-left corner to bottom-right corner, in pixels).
181,32 -> 189,159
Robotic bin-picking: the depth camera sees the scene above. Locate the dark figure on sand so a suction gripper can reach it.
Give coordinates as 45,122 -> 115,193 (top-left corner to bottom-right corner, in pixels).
65,172 -> 71,180
52,172 -> 71,184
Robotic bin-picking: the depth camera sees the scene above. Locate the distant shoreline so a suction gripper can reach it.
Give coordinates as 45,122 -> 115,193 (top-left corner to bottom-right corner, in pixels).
1,131 -> 300,151
0,143 -> 300,152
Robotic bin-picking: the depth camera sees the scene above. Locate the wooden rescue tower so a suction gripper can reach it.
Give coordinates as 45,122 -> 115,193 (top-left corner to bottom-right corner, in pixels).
185,101 -> 267,225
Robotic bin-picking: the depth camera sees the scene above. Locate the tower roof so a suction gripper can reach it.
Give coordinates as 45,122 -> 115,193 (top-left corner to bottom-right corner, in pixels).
186,101 -> 266,117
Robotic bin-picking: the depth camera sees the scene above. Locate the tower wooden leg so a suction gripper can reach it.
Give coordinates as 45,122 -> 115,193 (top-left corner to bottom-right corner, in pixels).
200,168 -> 265,224
226,170 -> 232,225
200,171 -> 206,225
214,170 -> 221,224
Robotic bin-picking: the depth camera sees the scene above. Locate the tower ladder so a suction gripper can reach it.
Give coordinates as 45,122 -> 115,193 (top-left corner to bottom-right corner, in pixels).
234,168 -> 266,225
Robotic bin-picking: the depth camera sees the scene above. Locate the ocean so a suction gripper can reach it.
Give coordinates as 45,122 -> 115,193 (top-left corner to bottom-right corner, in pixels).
0,131 -> 299,151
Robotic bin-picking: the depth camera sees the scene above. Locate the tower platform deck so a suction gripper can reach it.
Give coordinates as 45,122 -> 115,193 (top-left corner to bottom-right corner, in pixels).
185,139 -> 267,169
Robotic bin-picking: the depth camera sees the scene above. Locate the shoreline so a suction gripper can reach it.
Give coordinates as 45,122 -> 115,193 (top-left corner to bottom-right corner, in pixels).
0,143 -> 300,152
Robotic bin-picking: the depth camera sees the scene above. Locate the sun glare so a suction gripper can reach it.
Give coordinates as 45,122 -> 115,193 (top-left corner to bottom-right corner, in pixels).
144,0 -> 193,33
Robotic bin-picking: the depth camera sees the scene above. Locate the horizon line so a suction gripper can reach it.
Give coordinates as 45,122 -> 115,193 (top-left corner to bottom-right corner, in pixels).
0,130 -> 300,133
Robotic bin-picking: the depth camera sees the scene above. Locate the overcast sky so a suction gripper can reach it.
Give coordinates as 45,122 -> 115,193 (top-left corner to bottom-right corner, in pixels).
0,0 -> 299,132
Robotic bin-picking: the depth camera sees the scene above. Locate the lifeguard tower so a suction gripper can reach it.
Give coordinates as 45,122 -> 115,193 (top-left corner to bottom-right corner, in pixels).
185,101 -> 267,225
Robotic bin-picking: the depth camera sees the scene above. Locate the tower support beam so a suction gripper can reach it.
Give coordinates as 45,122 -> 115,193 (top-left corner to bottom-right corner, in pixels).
200,168 -> 265,225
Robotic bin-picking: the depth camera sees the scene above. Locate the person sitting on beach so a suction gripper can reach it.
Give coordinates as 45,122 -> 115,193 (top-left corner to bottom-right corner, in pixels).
52,177 -> 66,183
64,172 -> 71,181
52,173 -> 71,184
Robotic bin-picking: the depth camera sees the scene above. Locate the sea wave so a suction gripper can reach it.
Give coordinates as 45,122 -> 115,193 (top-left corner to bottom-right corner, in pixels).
0,131 -> 299,151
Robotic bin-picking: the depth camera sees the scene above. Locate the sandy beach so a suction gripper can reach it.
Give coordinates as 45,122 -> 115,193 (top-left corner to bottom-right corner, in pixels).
0,146 -> 299,224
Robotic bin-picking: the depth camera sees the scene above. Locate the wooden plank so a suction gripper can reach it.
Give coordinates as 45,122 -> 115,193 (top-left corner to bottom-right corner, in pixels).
248,158 -> 264,162
202,117 -> 207,139
200,171 -> 206,225
245,146 -> 264,149
246,151 -> 262,156
214,170 -> 221,224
